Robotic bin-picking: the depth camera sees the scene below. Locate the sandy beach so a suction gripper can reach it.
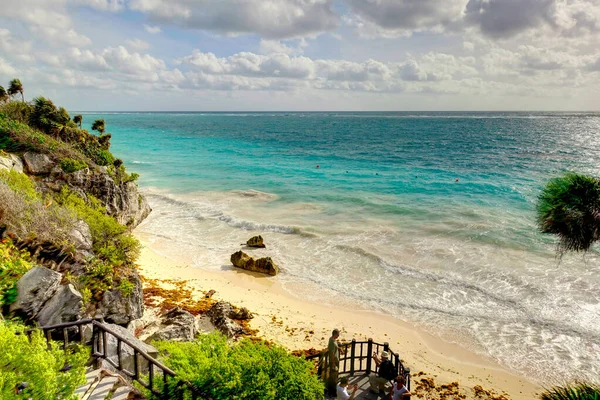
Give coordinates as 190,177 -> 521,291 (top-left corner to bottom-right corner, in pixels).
136,234 -> 541,400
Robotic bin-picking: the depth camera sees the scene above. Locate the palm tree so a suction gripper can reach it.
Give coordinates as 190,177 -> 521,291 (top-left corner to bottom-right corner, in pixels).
536,172 -> 600,253
73,114 -> 82,129
0,85 -> 7,103
540,382 -> 600,399
8,78 -> 24,102
91,119 -> 105,134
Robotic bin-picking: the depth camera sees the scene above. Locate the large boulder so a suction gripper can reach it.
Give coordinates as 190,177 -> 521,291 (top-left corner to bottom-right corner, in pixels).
206,301 -> 253,339
146,307 -> 197,342
0,153 -> 24,173
36,284 -> 83,326
23,152 -> 55,175
10,267 -> 62,318
39,167 -> 151,229
104,323 -> 158,373
230,251 -> 279,276
246,235 -> 265,248
99,272 -> 144,325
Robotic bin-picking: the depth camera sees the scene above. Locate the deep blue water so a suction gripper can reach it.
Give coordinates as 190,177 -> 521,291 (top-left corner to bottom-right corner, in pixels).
79,111 -> 600,384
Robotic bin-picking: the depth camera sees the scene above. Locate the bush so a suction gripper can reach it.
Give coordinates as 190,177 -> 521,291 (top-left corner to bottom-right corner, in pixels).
144,332 -> 324,400
0,101 -> 32,124
0,320 -> 87,399
30,97 -> 70,135
0,172 -> 77,248
0,240 -> 33,306
59,158 -> 87,173
541,382 -> 600,400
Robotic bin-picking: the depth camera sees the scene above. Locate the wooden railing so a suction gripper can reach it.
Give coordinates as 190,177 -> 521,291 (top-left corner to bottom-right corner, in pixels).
35,319 -> 211,400
306,338 -> 411,390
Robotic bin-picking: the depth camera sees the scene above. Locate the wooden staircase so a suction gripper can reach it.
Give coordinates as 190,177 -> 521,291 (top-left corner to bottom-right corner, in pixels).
75,368 -> 135,400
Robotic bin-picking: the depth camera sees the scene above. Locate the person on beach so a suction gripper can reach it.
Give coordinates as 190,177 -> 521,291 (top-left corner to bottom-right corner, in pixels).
337,377 -> 358,400
326,329 -> 341,395
389,375 -> 411,400
369,350 -> 397,394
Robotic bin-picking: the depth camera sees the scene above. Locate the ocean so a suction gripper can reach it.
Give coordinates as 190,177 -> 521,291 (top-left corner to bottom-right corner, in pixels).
80,111 -> 600,385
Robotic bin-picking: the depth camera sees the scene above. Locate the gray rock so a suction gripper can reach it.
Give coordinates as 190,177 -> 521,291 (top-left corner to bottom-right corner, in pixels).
104,323 -> 158,373
195,315 -> 215,334
69,220 -> 93,252
0,153 -> 24,173
99,273 -> 144,325
37,284 -> 83,326
146,307 -> 197,342
207,301 -> 251,338
9,267 -> 62,318
230,251 -> 279,276
23,152 -> 55,175
40,168 -> 151,229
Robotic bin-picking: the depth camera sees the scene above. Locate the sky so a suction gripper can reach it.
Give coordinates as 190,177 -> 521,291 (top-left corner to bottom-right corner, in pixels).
0,0 -> 599,111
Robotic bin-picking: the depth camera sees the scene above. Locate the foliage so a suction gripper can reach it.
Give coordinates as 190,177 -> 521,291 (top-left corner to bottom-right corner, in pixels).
0,320 -> 87,399
72,115 -> 82,129
144,332 -> 324,400
30,97 -> 71,135
0,86 -> 7,103
0,169 -> 39,201
541,382 -> 600,400
55,186 -> 140,266
0,240 -> 34,306
0,171 -> 77,248
537,173 -> 600,253
78,258 -> 114,299
59,158 -> 88,173
117,277 -> 135,297
91,119 -> 105,134
0,102 -> 32,125
7,79 -> 23,102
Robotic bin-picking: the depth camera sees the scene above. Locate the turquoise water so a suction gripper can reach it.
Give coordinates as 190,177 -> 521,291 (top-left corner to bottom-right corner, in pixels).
81,112 -> 600,384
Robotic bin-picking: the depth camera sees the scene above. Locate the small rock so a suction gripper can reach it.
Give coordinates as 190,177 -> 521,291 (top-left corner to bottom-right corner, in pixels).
69,220 -> 93,252
23,152 -> 55,175
207,302 -> 245,338
0,153 -> 24,173
146,307 -> 197,342
246,235 -> 265,248
230,251 -> 279,276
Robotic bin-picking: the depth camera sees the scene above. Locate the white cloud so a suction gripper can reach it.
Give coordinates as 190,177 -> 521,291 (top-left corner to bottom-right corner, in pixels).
0,57 -> 17,76
259,39 -> 308,56
125,39 -> 151,51
144,24 -> 162,34
76,0 -> 125,12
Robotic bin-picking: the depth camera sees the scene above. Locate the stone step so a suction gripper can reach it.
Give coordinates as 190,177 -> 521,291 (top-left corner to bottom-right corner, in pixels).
75,369 -> 101,399
87,375 -> 119,400
110,385 -> 133,400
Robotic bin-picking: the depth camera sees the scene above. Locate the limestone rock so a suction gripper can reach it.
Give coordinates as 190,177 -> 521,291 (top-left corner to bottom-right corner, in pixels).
246,235 -> 265,248
10,267 -> 62,318
99,272 -> 144,325
23,152 -> 55,175
37,284 -> 83,326
69,220 -> 93,252
0,153 -> 24,173
206,301 -> 253,339
104,323 -> 158,373
230,251 -> 279,276
146,307 -> 197,342
195,315 -> 215,334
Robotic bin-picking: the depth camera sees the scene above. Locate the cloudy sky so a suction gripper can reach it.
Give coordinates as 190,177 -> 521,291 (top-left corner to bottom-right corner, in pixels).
0,0 -> 599,111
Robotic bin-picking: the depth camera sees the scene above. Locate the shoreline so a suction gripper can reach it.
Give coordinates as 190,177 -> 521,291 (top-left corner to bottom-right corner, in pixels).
135,234 -> 541,399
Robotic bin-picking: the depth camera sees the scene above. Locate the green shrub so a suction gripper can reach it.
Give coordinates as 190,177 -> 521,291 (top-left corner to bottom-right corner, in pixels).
117,278 -> 135,297
0,169 -> 39,201
30,97 -> 70,135
0,240 -> 33,306
0,320 -> 87,399
0,101 -> 32,124
59,158 -> 87,173
541,382 -> 600,400
144,332 -> 324,400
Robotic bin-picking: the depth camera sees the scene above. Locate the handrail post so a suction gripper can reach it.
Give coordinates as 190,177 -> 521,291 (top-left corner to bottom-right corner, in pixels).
405,368 -> 411,391
46,330 -> 52,350
117,339 -> 123,370
133,349 -> 140,380
350,339 -> 356,376
393,352 -> 400,377
366,338 -> 373,374
383,342 -> 389,352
